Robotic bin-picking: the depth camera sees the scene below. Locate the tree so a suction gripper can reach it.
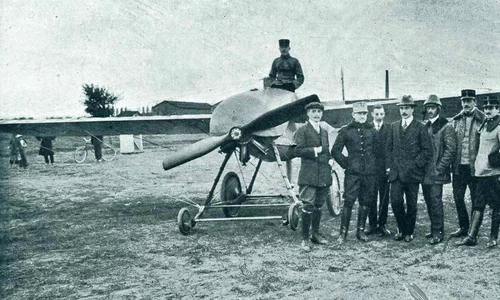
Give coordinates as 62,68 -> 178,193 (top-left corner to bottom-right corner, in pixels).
82,83 -> 120,117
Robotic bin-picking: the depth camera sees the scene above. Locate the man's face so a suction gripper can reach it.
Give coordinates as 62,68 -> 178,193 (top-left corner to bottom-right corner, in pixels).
307,108 -> 323,122
352,111 -> 368,123
461,98 -> 476,112
371,108 -> 385,123
425,105 -> 439,119
280,46 -> 290,56
484,106 -> 499,119
399,106 -> 414,119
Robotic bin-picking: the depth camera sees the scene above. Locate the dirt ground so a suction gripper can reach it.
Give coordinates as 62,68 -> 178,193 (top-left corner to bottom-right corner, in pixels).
1,136 -> 500,299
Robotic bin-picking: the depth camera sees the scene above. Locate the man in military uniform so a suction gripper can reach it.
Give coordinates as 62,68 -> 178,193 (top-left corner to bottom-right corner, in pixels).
457,95 -> 500,248
450,89 -> 485,238
365,104 -> 392,236
386,95 -> 432,242
266,39 -> 304,93
294,101 -> 332,251
422,95 -> 457,245
331,101 -> 376,243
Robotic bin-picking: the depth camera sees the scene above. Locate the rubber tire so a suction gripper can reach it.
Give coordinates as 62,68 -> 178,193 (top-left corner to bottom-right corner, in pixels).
74,147 -> 88,164
102,146 -> 117,162
326,169 -> 342,217
288,203 -> 300,231
221,172 -> 243,218
177,208 -> 192,235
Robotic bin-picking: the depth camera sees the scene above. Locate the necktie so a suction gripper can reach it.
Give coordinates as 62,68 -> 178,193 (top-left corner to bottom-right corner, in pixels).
402,121 -> 407,130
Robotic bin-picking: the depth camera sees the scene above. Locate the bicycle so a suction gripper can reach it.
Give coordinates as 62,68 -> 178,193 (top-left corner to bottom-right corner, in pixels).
74,137 -> 117,163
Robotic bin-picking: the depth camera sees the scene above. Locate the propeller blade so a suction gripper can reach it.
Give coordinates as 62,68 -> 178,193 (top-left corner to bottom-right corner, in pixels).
163,134 -> 230,170
242,94 -> 319,133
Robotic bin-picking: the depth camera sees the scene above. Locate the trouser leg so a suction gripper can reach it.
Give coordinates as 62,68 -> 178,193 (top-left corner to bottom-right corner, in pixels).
452,171 -> 470,234
378,176 -> 390,226
338,174 -> 359,243
390,180 -> 406,235
404,182 -> 420,236
50,154 -> 54,164
44,155 -> 49,164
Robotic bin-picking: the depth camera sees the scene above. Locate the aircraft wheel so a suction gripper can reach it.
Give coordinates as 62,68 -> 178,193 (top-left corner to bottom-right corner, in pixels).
74,147 -> 87,164
177,208 -> 192,235
326,169 -> 342,217
221,172 -> 243,218
288,203 -> 300,231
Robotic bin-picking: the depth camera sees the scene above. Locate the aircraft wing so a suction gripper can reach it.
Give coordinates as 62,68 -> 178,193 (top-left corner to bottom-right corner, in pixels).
0,115 -> 211,137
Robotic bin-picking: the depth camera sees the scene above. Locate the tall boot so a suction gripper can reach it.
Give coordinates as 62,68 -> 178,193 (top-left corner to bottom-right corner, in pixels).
487,209 -> 499,248
311,210 -> 328,244
337,207 -> 352,244
456,210 -> 483,246
301,211 -> 312,251
356,206 -> 369,242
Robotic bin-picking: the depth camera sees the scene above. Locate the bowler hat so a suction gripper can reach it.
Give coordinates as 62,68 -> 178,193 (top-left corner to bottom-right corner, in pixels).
279,39 -> 290,47
305,101 -> 324,111
396,95 -> 416,107
424,94 -> 442,106
352,101 -> 368,113
461,89 -> 476,100
483,95 -> 499,108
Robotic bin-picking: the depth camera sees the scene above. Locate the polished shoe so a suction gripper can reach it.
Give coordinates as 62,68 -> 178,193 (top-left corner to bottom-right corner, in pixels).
394,232 -> 404,241
300,240 -> 312,252
429,236 -> 443,245
456,235 -> 477,246
486,239 -> 497,248
425,233 -> 433,239
404,235 -> 414,242
377,225 -> 391,236
364,225 -> 378,235
311,233 -> 328,245
449,228 -> 468,238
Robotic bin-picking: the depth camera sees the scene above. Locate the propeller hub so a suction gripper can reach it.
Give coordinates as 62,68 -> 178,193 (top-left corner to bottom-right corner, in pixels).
230,127 -> 242,140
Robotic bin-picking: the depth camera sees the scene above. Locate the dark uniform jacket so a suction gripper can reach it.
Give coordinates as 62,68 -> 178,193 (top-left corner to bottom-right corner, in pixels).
452,108 -> 485,175
331,121 -> 376,176
38,137 -> 55,156
372,122 -> 390,176
269,54 -> 304,89
294,122 -> 332,187
423,117 -> 457,185
386,118 -> 432,183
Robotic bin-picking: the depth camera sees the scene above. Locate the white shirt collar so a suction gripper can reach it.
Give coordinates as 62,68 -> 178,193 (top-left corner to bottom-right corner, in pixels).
402,116 -> 413,126
429,115 -> 439,124
309,120 -> 320,132
373,121 -> 383,128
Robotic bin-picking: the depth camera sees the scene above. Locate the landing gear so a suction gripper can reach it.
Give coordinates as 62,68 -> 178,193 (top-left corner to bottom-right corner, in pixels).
288,202 -> 300,231
177,207 -> 194,235
221,172 -> 243,217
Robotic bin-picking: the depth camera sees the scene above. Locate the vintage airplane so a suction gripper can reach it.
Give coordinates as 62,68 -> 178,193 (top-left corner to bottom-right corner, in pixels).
0,88 -> 344,235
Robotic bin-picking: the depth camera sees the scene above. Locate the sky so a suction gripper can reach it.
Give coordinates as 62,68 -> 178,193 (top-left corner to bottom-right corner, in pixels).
1,0 -> 499,118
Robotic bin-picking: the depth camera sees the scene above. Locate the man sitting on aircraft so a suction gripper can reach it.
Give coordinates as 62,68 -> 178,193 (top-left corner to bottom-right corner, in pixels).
265,39 -> 304,93
294,101 -> 332,251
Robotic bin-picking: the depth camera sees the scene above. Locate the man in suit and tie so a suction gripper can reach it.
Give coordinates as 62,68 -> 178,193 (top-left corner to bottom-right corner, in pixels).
294,101 -> 332,251
332,101 -> 377,244
365,104 -> 392,236
386,95 -> 432,242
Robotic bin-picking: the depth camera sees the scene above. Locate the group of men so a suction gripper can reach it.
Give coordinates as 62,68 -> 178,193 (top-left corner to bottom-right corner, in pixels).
265,39 -> 500,252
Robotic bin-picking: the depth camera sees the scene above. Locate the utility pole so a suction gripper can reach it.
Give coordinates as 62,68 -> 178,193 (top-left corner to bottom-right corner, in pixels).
341,67 -> 345,101
385,70 -> 390,98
